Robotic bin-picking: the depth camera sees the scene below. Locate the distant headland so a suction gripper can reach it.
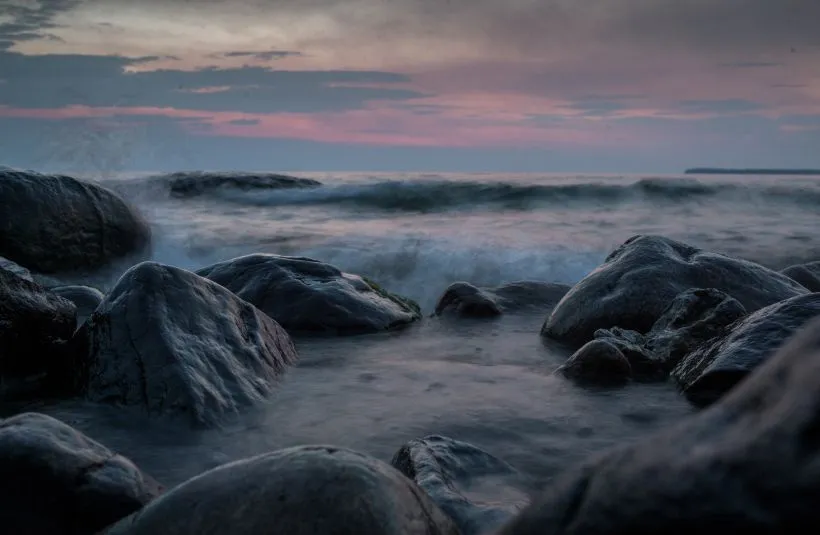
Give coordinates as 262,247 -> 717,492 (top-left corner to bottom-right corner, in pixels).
685,168 -> 820,175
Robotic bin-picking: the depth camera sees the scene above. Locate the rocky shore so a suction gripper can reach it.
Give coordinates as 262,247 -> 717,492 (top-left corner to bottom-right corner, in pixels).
2,168 -> 819,534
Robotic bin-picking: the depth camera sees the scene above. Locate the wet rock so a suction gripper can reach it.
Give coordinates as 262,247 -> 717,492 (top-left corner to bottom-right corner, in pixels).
0,412 -> 161,535
0,268 -> 77,400
75,261 -> 298,426
497,317 -> 820,535
542,235 -> 805,345
0,256 -> 32,281
557,340 -> 632,386
196,254 -> 421,335
166,171 -> 321,198
0,169 -> 151,274
49,285 -> 104,328
672,292 -> 820,407
434,281 -> 570,318
102,445 -> 459,535
392,435 -> 530,535
781,261 -> 820,291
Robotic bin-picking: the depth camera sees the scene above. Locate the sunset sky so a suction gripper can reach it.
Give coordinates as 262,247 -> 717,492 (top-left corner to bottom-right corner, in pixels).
1,0 -> 819,172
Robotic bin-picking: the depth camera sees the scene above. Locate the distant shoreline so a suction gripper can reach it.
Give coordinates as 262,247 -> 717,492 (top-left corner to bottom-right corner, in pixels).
685,168 -> 820,176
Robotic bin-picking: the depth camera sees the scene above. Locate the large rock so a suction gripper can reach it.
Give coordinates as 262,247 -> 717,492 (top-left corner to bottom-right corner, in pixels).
781,261 -> 820,291
542,235 -> 806,345
672,292 -> 820,406
556,339 -> 632,387
196,254 -> 421,335
0,169 -> 152,274
391,435 -> 529,535
49,285 -> 105,329
497,317 -> 820,535
75,261 -> 298,426
0,256 -> 32,281
0,412 -> 161,535
0,268 -> 77,400
434,281 -> 570,318
165,171 -> 321,198
101,445 -> 459,535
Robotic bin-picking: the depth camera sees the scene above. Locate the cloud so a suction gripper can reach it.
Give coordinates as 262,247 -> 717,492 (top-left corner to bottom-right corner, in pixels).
674,99 -> 766,115
720,61 -> 783,69
219,50 -> 302,61
0,0 -> 80,46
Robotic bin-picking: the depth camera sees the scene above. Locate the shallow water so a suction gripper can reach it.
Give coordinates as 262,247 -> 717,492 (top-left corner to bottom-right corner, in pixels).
13,171 -> 820,492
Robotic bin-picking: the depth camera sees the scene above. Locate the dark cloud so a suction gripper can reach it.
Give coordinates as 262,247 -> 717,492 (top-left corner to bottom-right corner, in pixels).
0,50 -> 428,113
227,118 -> 260,125
219,50 -> 302,61
674,99 -> 765,115
0,0 -> 80,45
720,61 -> 783,69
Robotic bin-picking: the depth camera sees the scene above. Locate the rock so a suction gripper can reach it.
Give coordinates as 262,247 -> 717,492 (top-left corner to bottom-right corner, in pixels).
0,256 -> 33,281
672,292 -> 820,407
781,261 -> 820,291
75,261 -> 298,426
391,435 -> 530,535
0,412 -> 161,535
49,285 -> 104,329
434,281 -> 570,318
557,339 -> 632,386
0,268 -> 77,400
196,254 -> 421,335
101,445 -> 459,535
165,171 -> 321,198
0,169 -> 152,275
542,235 -> 806,345
496,317 -> 820,535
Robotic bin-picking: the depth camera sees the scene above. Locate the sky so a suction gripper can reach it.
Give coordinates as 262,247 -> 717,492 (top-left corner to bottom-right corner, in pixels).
0,0 -> 819,173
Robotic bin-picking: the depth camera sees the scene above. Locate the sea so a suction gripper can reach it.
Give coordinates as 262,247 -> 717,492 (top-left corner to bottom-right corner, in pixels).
23,171 -> 820,498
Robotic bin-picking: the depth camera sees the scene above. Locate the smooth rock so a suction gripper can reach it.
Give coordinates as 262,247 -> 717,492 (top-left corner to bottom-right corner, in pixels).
0,412 -> 161,535
0,268 -> 77,399
0,256 -> 33,281
672,292 -> 820,406
434,281 -> 570,318
392,435 -> 530,535
781,261 -> 820,291
102,445 -> 459,535
166,171 -> 321,198
0,169 -> 151,274
75,261 -> 298,426
556,340 -> 632,386
49,285 -> 104,328
542,235 -> 805,345
196,254 -> 421,335
497,317 -> 820,535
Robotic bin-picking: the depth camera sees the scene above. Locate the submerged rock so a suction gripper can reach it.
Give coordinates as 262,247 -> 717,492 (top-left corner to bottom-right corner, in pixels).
434,281 -> 570,318
0,256 -> 33,281
0,169 -> 151,274
0,412 -> 161,535
166,171 -> 321,198
102,446 -> 459,535
0,268 -> 77,400
556,340 -> 632,386
781,261 -> 820,291
49,285 -> 104,329
542,235 -> 805,345
672,292 -> 820,406
392,435 -> 530,535
497,317 -> 820,535
196,254 -> 421,335
75,261 -> 298,426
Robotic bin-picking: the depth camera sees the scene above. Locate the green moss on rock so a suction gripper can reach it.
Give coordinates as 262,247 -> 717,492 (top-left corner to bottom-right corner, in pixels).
362,276 -> 422,318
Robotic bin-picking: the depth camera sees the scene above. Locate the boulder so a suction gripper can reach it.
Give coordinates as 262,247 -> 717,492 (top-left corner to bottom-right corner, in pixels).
75,261 -> 298,426
101,445 -> 459,535
542,235 -> 805,345
391,435 -> 530,535
0,169 -> 152,274
497,317 -> 820,535
0,256 -> 33,281
165,171 -> 321,198
434,281 -> 570,318
196,254 -> 421,335
0,412 -> 161,535
672,292 -> 820,406
781,261 -> 820,291
556,339 -> 632,386
0,268 -> 77,400
49,285 -> 104,329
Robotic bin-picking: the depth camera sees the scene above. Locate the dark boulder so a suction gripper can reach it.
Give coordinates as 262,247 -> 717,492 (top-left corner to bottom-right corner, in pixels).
75,261 -> 298,426
497,317 -> 820,535
101,445 -> 459,535
434,281 -> 570,318
49,285 -> 104,329
542,235 -> 805,345
0,169 -> 151,274
0,268 -> 77,400
196,254 -> 421,335
392,435 -> 530,535
556,340 -> 632,386
0,256 -> 32,281
165,171 -> 321,198
672,292 -> 820,406
0,412 -> 161,535
781,261 -> 820,291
